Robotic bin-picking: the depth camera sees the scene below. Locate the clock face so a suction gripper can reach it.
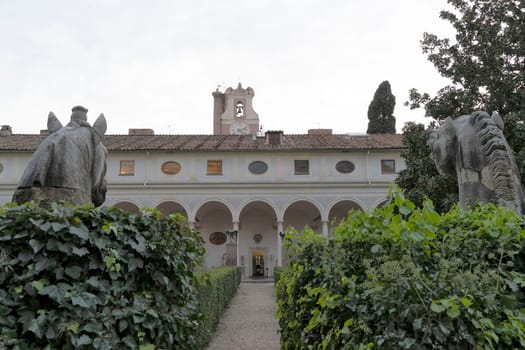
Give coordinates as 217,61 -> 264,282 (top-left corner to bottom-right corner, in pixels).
230,121 -> 249,135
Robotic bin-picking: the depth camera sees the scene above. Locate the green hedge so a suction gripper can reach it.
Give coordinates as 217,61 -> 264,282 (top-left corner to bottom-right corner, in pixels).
276,188 -> 525,349
0,203 -> 205,349
274,266 -> 291,285
195,266 -> 242,349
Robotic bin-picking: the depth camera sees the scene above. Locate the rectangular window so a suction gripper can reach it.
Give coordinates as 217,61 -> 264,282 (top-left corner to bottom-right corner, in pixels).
207,160 -> 223,175
294,160 -> 309,175
119,160 -> 135,176
381,159 -> 396,174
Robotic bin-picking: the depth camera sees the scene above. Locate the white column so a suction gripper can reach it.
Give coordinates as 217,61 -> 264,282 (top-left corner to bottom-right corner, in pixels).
277,221 -> 284,267
189,221 -> 195,230
233,221 -> 240,266
322,220 -> 329,237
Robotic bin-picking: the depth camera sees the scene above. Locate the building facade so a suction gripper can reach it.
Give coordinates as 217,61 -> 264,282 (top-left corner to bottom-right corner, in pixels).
0,84 -> 405,278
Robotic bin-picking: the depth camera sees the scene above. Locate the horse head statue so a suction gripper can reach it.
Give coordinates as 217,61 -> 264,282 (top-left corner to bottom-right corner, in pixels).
13,106 -> 108,207
428,111 -> 524,213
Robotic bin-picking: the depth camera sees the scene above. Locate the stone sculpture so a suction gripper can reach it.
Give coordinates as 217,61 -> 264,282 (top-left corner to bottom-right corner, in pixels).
12,106 -> 108,207
428,111 -> 524,213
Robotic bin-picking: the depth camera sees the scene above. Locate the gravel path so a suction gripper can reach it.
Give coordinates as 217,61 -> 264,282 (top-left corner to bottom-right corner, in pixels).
205,282 -> 280,350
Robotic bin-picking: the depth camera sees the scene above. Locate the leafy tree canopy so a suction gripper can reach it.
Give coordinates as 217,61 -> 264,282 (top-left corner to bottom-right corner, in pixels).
406,0 -> 524,120
367,80 -> 396,134
400,0 -> 525,211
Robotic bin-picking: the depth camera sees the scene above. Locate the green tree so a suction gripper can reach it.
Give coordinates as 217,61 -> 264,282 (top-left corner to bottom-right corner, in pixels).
367,80 -> 396,133
406,0 -> 524,120
395,122 -> 458,213
400,0 -> 525,208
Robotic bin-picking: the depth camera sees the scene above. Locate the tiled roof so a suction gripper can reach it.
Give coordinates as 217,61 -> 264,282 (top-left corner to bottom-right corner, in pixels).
0,133 -> 404,152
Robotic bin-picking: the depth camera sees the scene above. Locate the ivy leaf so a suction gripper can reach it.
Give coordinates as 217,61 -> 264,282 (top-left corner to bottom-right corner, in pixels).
31,279 -> 46,292
20,311 -> 46,338
72,247 -> 90,256
412,318 -> 423,330
65,266 -> 82,279
27,317 -> 44,338
130,234 -> 147,254
51,222 -> 67,232
460,297 -> 472,307
67,322 -> 80,334
72,334 -> 93,346
446,307 -> 460,319
40,283 -> 71,301
71,292 -> 99,309
69,225 -> 89,240
370,245 -> 381,254
430,302 -> 446,313
29,239 -> 45,253
29,218 -> 51,231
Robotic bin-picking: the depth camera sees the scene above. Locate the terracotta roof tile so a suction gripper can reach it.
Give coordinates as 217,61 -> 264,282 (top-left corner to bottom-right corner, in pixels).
0,133 -> 404,152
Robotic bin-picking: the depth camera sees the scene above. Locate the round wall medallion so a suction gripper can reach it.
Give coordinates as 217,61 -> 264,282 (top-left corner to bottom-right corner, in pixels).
248,161 -> 268,175
161,161 -> 181,175
336,160 -> 355,174
209,232 -> 227,245
253,233 -> 262,244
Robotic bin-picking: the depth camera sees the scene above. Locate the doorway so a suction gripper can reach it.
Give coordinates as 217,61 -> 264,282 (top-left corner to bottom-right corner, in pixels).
252,250 -> 265,277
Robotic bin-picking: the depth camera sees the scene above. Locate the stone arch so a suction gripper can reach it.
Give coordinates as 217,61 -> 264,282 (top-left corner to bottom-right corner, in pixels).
283,200 -> 322,234
195,201 -> 234,270
154,200 -> 189,219
328,200 -> 364,233
194,198 -> 235,222
375,199 -> 389,209
112,201 -> 141,215
239,201 -> 278,277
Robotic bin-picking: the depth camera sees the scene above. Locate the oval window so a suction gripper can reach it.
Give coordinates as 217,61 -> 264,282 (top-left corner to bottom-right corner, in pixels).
336,160 -> 355,174
161,161 -> 181,175
209,232 -> 227,245
248,161 -> 268,175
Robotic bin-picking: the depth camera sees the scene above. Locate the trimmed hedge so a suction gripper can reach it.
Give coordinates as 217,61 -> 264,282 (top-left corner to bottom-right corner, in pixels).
276,188 -> 525,349
195,266 -> 242,348
0,203 -> 205,349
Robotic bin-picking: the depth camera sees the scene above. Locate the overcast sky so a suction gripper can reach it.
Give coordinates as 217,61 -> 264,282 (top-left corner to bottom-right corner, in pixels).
0,0 -> 455,135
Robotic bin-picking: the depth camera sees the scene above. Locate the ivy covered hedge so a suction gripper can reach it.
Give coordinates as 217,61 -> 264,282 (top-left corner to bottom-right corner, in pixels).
277,188 -> 525,349
0,203 -> 205,349
195,266 -> 242,348
274,266 -> 290,286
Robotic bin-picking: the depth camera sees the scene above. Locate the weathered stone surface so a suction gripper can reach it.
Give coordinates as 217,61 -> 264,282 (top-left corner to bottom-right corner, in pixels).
12,106 -> 108,207
429,111 -> 524,213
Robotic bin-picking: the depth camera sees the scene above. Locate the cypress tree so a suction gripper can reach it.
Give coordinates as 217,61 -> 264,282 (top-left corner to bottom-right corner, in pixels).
367,81 -> 396,134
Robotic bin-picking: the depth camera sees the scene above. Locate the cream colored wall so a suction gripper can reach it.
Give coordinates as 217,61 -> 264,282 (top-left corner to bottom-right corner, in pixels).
105,150 -> 403,186
0,148 -> 404,277
1,149 -> 404,212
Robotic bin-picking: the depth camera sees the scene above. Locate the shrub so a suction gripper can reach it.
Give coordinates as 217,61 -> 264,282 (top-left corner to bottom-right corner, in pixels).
0,203 -> 205,349
195,266 -> 241,348
274,266 -> 291,285
276,188 -> 525,349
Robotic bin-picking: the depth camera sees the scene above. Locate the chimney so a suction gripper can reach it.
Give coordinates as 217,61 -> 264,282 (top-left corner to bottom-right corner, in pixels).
212,89 -> 225,135
265,130 -> 284,145
128,128 -> 155,135
0,125 -> 12,137
308,129 -> 332,135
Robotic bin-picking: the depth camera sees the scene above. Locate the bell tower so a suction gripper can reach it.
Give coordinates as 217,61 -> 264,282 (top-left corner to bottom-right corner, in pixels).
213,83 -> 260,135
